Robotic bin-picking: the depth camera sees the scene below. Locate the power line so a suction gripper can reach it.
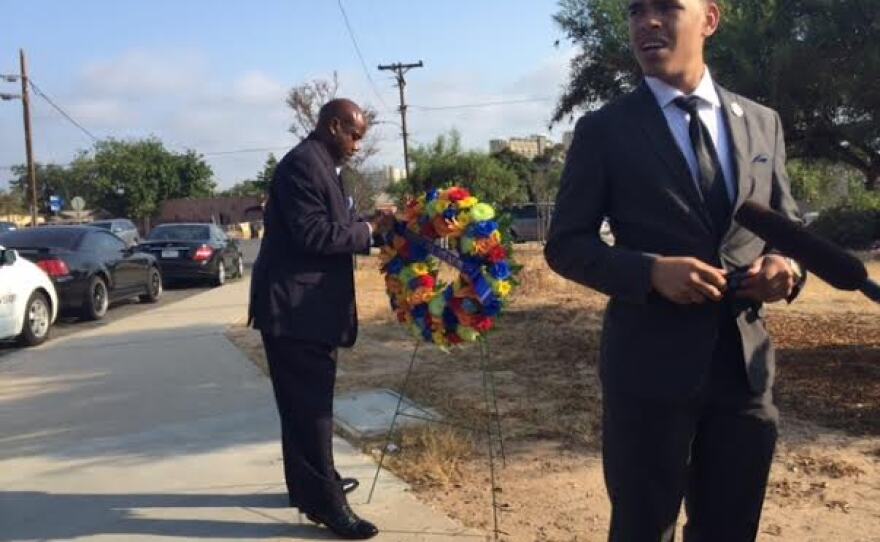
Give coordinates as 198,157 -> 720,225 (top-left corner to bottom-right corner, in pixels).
410,97 -> 554,111
336,0 -> 390,111
28,79 -> 98,141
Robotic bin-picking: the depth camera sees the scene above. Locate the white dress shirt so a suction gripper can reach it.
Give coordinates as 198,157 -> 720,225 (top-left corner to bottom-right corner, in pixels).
645,68 -> 736,202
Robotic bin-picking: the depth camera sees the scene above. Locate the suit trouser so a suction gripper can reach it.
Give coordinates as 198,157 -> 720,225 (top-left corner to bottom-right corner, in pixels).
261,332 -> 345,513
602,317 -> 778,542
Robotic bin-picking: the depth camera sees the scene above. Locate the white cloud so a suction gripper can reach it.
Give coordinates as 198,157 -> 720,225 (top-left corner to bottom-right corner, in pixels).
232,71 -> 287,106
1,47 -> 579,191
79,49 -> 207,98
67,98 -> 139,128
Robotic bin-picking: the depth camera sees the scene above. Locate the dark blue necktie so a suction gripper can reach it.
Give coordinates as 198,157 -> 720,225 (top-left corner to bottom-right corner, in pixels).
674,96 -> 732,234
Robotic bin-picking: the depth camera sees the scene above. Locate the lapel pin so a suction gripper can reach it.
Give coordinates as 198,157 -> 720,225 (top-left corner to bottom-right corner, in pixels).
731,102 -> 744,117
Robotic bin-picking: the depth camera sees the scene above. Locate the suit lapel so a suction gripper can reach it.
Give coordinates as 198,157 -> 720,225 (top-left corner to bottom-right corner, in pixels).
629,83 -> 714,234
716,86 -> 753,243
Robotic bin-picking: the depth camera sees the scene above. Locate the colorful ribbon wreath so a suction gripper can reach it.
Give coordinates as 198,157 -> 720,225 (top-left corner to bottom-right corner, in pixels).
379,186 -> 517,347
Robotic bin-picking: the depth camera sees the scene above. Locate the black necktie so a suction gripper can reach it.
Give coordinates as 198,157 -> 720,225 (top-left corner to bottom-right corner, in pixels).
673,96 -> 732,234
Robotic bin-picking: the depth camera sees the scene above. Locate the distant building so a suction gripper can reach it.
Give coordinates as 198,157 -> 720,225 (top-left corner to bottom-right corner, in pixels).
156,196 -> 264,226
364,165 -> 406,190
489,135 -> 552,160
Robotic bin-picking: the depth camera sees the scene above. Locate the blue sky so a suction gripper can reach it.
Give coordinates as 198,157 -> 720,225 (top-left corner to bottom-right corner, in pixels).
0,1 -> 577,190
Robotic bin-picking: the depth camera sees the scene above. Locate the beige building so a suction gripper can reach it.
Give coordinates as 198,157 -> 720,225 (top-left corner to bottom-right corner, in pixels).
364,165 -> 406,190
489,135 -> 552,160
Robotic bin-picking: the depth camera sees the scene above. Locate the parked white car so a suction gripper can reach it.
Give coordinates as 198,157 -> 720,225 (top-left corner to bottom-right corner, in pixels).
0,245 -> 58,346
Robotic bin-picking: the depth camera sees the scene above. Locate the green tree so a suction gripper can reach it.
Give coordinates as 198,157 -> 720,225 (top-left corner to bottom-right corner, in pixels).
553,0 -> 880,190
532,144 -> 566,203
222,153 -> 277,197
88,139 -> 215,219
0,189 -> 25,218
787,159 -> 864,210
396,131 -> 525,207
491,144 -> 567,204
9,158 -> 97,212
492,148 -> 538,202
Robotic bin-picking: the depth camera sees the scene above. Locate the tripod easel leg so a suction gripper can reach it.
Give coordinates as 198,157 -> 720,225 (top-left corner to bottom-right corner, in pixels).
367,342 -> 421,504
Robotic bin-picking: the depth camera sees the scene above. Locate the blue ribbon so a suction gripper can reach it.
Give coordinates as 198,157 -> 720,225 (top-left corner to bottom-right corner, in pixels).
399,226 -> 495,303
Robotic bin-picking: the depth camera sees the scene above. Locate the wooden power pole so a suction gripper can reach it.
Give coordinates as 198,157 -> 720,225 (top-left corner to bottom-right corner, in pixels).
378,61 -> 423,180
19,49 -> 38,227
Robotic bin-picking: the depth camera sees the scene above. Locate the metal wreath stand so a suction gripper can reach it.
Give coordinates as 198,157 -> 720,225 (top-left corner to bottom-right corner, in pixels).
366,229 -> 509,540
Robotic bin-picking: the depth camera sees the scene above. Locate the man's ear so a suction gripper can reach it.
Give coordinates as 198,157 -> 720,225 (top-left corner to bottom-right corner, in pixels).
704,1 -> 721,37
328,117 -> 340,137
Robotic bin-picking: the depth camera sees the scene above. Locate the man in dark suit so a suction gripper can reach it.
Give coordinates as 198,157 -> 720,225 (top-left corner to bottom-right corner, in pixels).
249,98 -> 392,539
545,1 -> 806,540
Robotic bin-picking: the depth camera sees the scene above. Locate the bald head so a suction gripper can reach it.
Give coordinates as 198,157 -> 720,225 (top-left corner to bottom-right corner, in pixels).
317,98 -> 364,131
315,98 -> 368,166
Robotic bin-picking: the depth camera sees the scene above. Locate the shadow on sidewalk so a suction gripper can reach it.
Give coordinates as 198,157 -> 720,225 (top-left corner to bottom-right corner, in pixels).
0,490 -> 341,541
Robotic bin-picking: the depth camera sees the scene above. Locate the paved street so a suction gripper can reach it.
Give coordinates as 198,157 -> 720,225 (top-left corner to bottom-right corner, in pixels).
0,241 -> 479,541
0,239 -> 262,361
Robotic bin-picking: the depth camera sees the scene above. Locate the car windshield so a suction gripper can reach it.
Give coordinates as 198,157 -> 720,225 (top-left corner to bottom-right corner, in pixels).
148,225 -> 211,241
0,227 -> 80,249
90,222 -> 113,230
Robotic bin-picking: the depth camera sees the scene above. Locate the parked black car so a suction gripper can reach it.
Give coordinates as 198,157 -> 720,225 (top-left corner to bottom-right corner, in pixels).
138,223 -> 243,286
0,226 -> 162,320
89,218 -> 140,247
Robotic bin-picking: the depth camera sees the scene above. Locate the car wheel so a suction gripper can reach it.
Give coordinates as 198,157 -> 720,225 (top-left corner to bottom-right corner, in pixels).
139,267 -> 163,303
234,256 -> 244,279
18,291 -> 51,346
82,275 -> 110,320
213,261 -> 226,287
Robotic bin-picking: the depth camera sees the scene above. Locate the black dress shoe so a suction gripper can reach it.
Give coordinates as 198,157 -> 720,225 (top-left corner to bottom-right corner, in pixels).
306,503 -> 378,540
340,477 -> 359,494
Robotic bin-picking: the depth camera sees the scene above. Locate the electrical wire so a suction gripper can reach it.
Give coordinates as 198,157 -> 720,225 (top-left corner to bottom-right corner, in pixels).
28,79 -> 99,141
337,0 -> 391,111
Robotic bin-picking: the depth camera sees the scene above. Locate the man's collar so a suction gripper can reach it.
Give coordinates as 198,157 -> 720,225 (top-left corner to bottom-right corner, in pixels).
645,67 -> 721,109
307,131 -> 342,171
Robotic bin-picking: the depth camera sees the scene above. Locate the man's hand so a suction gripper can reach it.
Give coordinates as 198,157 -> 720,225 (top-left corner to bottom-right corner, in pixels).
650,257 -> 728,305
734,255 -> 796,303
368,210 -> 395,236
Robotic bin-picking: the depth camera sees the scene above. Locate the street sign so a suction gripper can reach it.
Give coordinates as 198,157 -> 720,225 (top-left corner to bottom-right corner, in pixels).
71,196 -> 85,211
48,195 -> 63,213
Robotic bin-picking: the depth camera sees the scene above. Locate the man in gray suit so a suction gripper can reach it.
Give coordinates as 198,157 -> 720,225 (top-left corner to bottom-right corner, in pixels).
545,1 -> 805,540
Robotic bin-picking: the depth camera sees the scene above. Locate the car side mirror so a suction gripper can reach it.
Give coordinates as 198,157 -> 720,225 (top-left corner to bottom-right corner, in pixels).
1,249 -> 16,266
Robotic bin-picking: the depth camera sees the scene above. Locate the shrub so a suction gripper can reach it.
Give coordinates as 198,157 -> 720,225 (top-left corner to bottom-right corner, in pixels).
809,197 -> 880,250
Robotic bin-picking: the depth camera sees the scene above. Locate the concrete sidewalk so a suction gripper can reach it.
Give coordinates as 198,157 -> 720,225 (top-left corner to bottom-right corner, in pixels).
0,277 -> 482,541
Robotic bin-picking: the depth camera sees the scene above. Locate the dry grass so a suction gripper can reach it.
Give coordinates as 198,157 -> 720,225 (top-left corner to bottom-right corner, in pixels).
381,427 -> 477,489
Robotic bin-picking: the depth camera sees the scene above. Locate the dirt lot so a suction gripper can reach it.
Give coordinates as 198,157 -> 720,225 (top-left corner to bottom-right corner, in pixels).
227,248 -> 880,541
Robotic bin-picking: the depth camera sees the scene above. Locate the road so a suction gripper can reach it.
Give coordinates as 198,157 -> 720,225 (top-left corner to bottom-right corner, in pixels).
0,239 -> 262,361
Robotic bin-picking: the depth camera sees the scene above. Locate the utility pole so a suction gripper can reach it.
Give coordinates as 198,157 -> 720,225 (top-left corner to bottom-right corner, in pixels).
2,50 -> 38,227
378,61 -> 423,180
20,50 -> 38,227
